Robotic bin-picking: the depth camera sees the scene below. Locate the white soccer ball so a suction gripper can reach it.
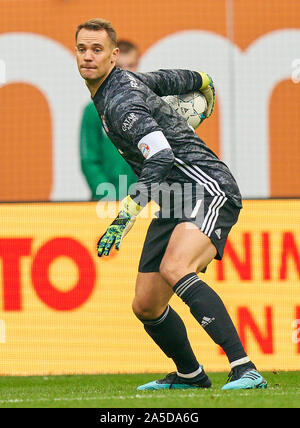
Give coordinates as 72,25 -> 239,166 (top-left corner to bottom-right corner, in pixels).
163,91 -> 207,129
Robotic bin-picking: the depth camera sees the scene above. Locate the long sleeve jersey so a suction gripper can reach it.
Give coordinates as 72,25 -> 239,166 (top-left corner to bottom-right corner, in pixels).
80,102 -> 137,200
92,67 -> 242,208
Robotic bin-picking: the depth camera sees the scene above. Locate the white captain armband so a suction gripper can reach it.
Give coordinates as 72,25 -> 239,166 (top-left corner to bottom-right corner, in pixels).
137,131 -> 171,159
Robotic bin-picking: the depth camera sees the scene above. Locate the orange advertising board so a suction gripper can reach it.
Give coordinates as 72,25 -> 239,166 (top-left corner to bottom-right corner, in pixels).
0,0 -> 300,201
0,200 -> 299,375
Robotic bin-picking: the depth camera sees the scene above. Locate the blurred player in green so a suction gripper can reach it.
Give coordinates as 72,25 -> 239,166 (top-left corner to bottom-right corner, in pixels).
80,40 -> 139,200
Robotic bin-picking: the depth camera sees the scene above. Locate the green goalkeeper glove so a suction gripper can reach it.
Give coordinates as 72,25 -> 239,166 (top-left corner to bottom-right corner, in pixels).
97,195 -> 142,257
198,72 -> 215,118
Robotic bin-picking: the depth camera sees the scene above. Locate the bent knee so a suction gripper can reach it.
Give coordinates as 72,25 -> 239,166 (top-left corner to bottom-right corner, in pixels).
132,298 -> 155,320
159,257 -> 191,286
159,257 -> 209,286
159,259 -> 177,283
132,298 -> 167,321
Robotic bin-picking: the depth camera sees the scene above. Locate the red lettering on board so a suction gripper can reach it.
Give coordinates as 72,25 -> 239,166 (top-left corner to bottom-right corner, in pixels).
0,238 -> 32,310
295,306 -> 300,354
217,233 -> 252,280
279,232 -> 300,279
262,232 -> 271,280
238,306 -> 273,354
31,238 -> 96,310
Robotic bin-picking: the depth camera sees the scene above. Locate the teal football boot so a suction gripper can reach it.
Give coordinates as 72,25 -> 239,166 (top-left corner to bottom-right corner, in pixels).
137,368 -> 211,391
222,365 -> 267,391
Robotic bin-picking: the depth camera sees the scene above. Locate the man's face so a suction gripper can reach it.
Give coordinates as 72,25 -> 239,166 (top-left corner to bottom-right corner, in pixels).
76,28 -> 119,82
116,49 -> 139,72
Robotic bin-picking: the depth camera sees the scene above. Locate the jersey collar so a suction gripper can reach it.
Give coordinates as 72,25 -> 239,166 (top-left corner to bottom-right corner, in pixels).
92,66 -> 117,101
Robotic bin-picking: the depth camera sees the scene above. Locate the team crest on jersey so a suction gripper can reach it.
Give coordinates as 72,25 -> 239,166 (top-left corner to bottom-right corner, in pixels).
138,142 -> 150,158
100,115 -> 109,134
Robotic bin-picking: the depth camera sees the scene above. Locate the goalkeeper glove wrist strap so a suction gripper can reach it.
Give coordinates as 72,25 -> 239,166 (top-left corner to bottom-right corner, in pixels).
120,195 -> 143,217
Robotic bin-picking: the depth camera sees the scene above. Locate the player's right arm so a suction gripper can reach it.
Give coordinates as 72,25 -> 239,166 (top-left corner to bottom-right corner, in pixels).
134,69 -> 203,96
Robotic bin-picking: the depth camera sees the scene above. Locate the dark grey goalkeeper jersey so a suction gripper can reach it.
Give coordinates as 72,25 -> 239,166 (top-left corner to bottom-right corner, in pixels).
92,67 -> 242,208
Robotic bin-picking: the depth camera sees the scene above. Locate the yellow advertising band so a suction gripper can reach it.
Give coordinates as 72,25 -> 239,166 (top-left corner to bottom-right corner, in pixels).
0,200 -> 299,375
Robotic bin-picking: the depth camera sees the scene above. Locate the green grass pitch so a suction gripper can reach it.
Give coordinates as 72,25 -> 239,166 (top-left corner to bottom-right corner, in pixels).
0,371 -> 299,408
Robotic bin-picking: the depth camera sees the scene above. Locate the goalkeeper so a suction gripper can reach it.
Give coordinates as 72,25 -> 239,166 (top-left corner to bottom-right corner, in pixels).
76,18 -> 267,391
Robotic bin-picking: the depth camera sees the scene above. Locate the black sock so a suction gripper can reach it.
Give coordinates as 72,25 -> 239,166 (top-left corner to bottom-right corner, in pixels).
142,305 -> 201,375
173,273 -> 248,365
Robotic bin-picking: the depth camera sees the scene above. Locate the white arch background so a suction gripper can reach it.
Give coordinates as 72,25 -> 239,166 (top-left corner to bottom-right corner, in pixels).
1,30 -> 300,200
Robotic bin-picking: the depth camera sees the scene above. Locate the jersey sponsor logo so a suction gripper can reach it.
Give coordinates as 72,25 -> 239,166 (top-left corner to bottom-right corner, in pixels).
125,72 -> 139,88
138,142 -> 150,158
122,112 -> 138,132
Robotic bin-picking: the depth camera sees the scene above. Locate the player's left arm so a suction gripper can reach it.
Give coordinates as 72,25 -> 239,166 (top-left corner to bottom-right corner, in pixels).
97,102 -> 174,257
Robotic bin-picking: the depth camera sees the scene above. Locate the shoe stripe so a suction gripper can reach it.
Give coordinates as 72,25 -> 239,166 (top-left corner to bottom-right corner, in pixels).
244,374 -> 260,380
222,370 -> 267,390
243,371 -> 261,379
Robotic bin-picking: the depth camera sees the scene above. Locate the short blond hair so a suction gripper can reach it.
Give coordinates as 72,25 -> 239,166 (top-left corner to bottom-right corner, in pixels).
76,18 -> 117,46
